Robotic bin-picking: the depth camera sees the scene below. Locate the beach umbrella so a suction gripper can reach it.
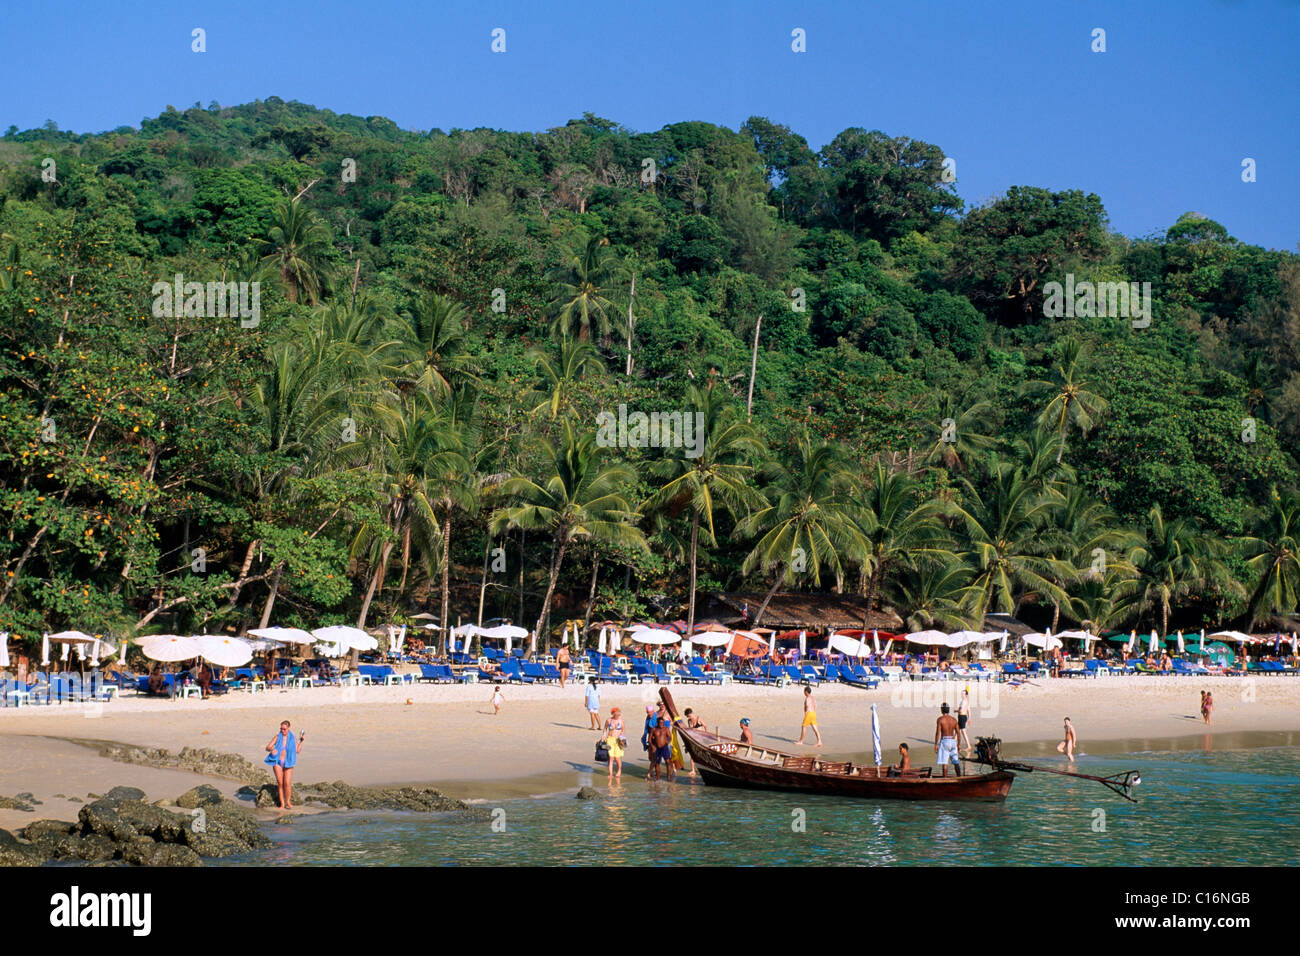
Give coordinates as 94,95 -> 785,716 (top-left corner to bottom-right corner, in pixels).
998,633 -> 1008,654
1292,632 -> 1298,655
1177,631 -> 1185,654
194,635 -> 254,668
688,631 -> 730,647
311,625 -> 379,654
905,629 -> 949,646
768,632 -> 776,657
242,636 -> 279,652
871,703 -> 882,768
505,635 -> 513,655
945,630 -> 987,648
529,630 -> 537,654
727,631 -> 770,658
477,624 -> 529,639
681,639 -> 693,659
872,630 -> 881,655
828,633 -> 869,657
41,633 -> 49,666
628,627 -> 680,645
798,630 -> 807,657
598,627 -> 607,654
248,626 -> 315,646
139,634 -> 202,663
1024,632 -> 1063,651
0,633 -> 8,669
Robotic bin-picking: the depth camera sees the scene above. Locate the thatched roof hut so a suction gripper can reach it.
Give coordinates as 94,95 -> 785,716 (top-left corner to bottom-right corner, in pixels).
983,613 -> 1035,638
705,592 -> 903,632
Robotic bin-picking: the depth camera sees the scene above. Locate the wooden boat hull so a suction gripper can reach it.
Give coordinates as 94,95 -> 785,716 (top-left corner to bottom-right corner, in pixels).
661,689 -> 1013,802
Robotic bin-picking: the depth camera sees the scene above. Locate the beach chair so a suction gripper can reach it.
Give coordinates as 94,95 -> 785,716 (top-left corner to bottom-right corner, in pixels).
793,664 -> 819,685
1001,662 -> 1028,679
498,660 -> 534,684
821,663 -> 844,683
417,663 -> 454,683
1133,661 -> 1162,675
842,665 -> 880,689
1060,661 -> 1090,678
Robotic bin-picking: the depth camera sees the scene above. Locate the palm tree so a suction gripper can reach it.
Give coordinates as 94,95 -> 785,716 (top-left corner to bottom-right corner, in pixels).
888,562 -> 976,632
1047,486 -> 1140,630
549,236 -> 624,343
1023,338 -> 1109,463
1008,429 -> 1074,495
395,293 -> 481,399
491,420 -> 646,645
736,433 -> 866,625
261,198 -> 332,305
855,460 -> 952,620
1238,486 -> 1300,625
949,464 -> 1073,621
1069,571 -> 1139,636
528,337 -> 605,420
645,384 -> 765,636
1130,504 -> 1231,637
923,393 -> 999,472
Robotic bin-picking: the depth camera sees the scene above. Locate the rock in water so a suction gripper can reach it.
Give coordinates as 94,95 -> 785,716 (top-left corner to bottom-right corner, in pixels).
0,795 -> 37,812
576,787 -> 603,800
121,840 -> 202,867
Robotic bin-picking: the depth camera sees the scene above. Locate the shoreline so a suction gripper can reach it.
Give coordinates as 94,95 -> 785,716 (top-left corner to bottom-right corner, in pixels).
3,676 -> 1297,832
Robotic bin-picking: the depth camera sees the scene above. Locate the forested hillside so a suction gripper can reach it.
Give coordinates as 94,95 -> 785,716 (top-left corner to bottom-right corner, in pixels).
2,97 -> 1297,648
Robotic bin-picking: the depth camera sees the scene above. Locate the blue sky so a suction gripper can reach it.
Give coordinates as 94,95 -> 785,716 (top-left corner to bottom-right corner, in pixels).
3,0 -> 1297,249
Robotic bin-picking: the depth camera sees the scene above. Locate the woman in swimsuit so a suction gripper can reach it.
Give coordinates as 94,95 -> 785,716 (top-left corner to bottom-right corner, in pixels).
265,720 -> 304,810
603,707 -> 625,778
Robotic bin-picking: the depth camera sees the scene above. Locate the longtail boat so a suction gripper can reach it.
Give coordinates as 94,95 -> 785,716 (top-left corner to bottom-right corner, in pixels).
659,689 -> 1141,803
660,689 -> 1013,802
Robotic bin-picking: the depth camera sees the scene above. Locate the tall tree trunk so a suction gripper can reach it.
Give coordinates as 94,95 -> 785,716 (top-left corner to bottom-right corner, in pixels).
752,564 -> 784,626
476,541 -> 490,628
440,514 -> 452,657
686,511 -> 700,638
533,537 -> 569,651
356,542 -> 393,629
860,562 -> 884,631
625,273 -> 636,377
746,314 -> 762,423
258,561 -> 286,628
582,551 -> 600,652
1051,600 -> 1061,632
517,530 -> 526,624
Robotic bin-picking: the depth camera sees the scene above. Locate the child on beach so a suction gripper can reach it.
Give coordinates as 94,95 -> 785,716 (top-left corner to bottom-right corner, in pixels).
490,685 -> 503,715
585,677 -> 601,730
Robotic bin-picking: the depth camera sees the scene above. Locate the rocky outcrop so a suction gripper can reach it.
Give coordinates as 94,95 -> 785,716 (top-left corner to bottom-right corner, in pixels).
575,786 -> 603,800
295,781 -> 489,819
85,743 -> 272,785
0,793 -> 40,811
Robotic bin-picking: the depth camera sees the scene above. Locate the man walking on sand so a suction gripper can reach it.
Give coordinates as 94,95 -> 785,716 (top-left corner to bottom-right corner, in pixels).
796,685 -> 823,746
934,703 -> 962,777
1057,716 -> 1077,759
557,644 -> 571,689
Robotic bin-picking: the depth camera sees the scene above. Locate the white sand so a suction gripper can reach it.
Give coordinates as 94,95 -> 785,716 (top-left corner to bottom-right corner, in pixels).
2,674 -> 1297,830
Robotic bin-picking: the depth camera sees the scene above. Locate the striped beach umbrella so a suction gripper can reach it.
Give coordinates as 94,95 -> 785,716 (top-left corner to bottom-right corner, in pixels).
871,703 -> 882,768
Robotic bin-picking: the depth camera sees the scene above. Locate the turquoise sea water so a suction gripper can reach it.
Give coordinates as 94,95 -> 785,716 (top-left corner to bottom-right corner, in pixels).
220,747 -> 1300,866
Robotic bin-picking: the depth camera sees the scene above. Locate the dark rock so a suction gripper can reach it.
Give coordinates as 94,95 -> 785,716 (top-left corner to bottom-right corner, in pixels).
0,795 -> 36,812
114,800 -> 189,843
576,786 -> 603,800
67,796 -> 83,803
36,831 -> 119,863
0,828 -> 45,866
275,816 -> 294,825
21,819 -> 78,841
79,802 -> 139,843
297,781 -> 486,817
175,785 -> 223,810
206,800 -> 271,849
120,841 -> 202,867
15,792 -> 40,804
103,786 -> 146,803
91,744 -> 272,786
251,783 -> 294,809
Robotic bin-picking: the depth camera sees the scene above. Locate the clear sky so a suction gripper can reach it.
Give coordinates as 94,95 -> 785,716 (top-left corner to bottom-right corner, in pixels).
3,0 -> 1297,249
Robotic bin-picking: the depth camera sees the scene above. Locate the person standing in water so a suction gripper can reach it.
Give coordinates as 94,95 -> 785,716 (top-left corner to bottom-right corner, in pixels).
265,720 -> 304,810
603,706 -> 625,779
956,687 -> 972,757
1057,716 -> 1077,759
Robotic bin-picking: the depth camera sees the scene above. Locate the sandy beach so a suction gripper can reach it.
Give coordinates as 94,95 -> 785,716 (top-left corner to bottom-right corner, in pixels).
3,675 -> 1298,832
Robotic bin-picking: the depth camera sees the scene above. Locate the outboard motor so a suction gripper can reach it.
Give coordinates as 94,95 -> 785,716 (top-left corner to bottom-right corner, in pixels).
974,736 -> 1003,766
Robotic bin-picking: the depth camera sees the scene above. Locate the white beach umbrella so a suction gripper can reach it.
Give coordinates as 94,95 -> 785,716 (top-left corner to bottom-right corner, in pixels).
628,627 -> 680,645
529,630 -> 537,654
688,630 -> 730,647
946,630 -> 987,648
139,634 -> 202,663
1024,632 -> 1063,651
477,624 -> 529,639
1149,630 -> 1159,652
0,633 -> 9,668
505,635 -> 513,655
242,636 -> 279,652
1209,630 -> 1253,643
41,633 -> 50,666
998,633 -> 1008,654
311,625 -> 378,654
1127,630 -> 1137,654
598,627 -> 608,654
194,635 -> 254,668
871,702 -> 882,768
767,632 -> 776,657
905,629 -> 949,646
1177,631 -> 1185,654
873,629 -> 881,655
248,626 -> 315,645
798,630 -> 807,657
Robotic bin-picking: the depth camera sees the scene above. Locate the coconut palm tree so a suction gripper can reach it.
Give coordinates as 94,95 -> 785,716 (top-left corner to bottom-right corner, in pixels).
949,464 -> 1073,621
645,384 -> 765,636
1238,486 -> 1300,625
736,433 -> 866,625
855,460 -> 952,620
1046,486 -> 1141,631
1129,504 -> 1228,637
888,561 -> 976,632
395,292 -> 481,399
491,420 -> 646,646
549,236 -> 624,344
922,393 -> 999,472
261,198 -> 332,305
1022,338 -> 1109,464
528,337 -> 605,420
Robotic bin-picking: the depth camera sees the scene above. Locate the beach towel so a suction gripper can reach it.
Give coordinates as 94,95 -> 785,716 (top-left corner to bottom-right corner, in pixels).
266,731 -> 297,769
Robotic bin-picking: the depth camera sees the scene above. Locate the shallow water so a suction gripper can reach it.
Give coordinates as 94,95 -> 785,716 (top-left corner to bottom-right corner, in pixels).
218,745 -> 1300,866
